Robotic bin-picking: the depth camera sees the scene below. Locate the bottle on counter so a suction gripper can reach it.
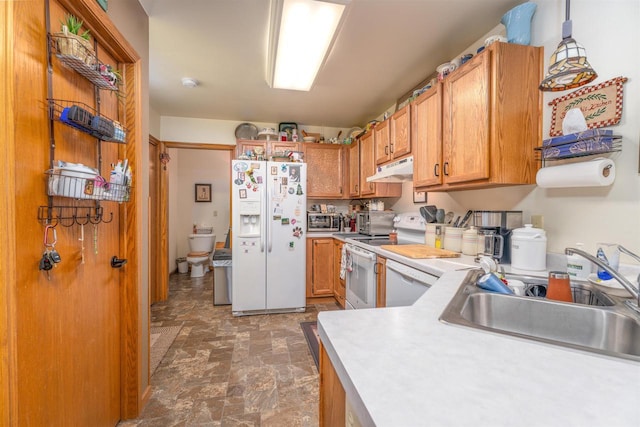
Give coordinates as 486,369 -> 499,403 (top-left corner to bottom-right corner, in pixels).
566,242 -> 591,279
435,225 -> 443,249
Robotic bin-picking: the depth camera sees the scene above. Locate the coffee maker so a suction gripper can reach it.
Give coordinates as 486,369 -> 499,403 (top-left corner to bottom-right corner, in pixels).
472,211 -> 523,264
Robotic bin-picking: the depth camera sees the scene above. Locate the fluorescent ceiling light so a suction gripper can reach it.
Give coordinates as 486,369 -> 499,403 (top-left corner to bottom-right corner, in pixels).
267,0 -> 349,91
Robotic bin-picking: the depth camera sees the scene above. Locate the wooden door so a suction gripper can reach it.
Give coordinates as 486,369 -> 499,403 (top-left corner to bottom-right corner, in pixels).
7,0 -> 143,424
390,104 -> 411,159
148,136 -> 168,303
413,86 -> 442,188
319,341 -> 346,427
304,144 -> 344,199
359,131 -> 376,196
374,119 -> 390,165
348,141 -> 360,197
442,52 -> 491,184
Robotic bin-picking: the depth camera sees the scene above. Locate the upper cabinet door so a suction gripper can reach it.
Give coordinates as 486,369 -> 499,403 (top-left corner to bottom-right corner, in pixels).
359,131 -> 376,196
390,104 -> 411,159
412,85 -> 442,188
374,120 -> 390,165
442,52 -> 491,184
348,141 -> 360,197
304,144 -> 344,199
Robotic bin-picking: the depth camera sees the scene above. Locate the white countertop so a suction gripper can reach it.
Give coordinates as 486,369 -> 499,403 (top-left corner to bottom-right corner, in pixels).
318,258 -> 640,427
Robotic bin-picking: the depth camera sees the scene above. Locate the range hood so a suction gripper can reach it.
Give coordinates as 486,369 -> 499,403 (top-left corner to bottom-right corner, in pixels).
366,156 -> 413,183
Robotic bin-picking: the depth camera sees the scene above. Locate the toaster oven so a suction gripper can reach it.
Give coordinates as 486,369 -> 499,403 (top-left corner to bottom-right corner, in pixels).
307,212 -> 341,232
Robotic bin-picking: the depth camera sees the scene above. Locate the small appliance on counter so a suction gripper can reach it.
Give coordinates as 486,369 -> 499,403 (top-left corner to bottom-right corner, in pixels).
307,212 -> 341,232
472,210 -> 523,264
356,210 -> 395,236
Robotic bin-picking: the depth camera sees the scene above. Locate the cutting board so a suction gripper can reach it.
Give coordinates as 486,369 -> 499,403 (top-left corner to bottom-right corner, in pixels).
380,244 -> 461,259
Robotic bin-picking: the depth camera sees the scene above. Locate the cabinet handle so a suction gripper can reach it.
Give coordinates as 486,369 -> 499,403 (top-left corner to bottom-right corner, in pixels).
374,262 -> 379,274
369,183 -> 373,190
390,143 -> 394,153
384,146 -> 389,155
443,162 -> 449,176
434,164 -> 440,177
340,186 -> 343,194
355,184 -> 358,192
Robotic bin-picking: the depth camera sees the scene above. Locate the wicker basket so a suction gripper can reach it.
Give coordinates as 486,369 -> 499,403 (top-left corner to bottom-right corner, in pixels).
55,26 -> 95,66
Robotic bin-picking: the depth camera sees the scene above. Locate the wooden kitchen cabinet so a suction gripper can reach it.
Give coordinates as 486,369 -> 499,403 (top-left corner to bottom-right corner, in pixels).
358,131 -> 402,198
412,84 -> 442,188
271,141 -> 300,155
306,238 -> 335,297
376,255 -> 387,308
319,341 -> 346,427
236,140 -> 267,158
333,239 -> 346,308
375,105 -> 411,166
374,119 -> 390,165
235,139 -> 300,159
389,104 -> 411,159
348,141 -> 360,198
414,42 -> 542,191
304,144 -> 345,199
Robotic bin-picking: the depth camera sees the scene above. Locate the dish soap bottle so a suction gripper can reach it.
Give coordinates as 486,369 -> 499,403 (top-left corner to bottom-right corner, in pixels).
435,226 -> 443,249
566,243 -> 591,279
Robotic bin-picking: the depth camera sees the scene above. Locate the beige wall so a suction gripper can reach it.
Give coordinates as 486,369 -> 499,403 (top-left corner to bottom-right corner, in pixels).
106,0 -> 151,400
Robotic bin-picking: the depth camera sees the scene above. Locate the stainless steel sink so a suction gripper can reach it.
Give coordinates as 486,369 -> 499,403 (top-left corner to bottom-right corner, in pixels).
440,270 -> 640,362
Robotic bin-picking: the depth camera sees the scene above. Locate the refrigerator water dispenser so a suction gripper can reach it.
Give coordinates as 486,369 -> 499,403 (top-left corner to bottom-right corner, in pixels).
239,201 -> 261,236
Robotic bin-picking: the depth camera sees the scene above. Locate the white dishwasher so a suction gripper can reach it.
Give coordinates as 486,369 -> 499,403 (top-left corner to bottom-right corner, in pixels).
385,259 -> 438,307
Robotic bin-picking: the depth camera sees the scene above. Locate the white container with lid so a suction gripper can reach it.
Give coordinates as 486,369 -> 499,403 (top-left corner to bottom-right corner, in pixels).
462,227 -> 479,256
510,224 -> 547,271
566,242 -> 592,279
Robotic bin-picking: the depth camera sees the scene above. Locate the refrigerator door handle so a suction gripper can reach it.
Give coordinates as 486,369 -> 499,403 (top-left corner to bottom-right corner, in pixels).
260,182 -> 265,253
267,179 -> 273,253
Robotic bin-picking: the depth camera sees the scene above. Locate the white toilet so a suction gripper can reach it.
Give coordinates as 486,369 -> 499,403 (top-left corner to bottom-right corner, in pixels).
186,233 -> 216,278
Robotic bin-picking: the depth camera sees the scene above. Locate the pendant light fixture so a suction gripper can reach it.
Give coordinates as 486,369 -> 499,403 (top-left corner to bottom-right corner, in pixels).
539,0 -> 597,91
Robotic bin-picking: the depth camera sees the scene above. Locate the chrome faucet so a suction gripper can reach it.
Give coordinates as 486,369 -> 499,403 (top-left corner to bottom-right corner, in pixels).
565,247 -> 640,314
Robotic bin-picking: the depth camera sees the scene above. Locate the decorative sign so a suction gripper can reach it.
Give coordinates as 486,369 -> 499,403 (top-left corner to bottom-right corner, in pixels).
548,76 -> 627,136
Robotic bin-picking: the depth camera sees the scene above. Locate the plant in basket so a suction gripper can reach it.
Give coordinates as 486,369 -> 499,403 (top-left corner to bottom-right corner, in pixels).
56,14 -> 95,65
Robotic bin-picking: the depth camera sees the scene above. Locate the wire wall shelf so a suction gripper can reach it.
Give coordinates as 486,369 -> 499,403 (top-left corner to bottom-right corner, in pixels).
46,169 -> 131,203
48,33 -> 120,91
48,99 -> 127,143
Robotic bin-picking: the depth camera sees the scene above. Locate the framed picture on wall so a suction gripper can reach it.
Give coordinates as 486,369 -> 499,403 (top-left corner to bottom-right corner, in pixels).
413,190 -> 427,203
195,183 -> 212,202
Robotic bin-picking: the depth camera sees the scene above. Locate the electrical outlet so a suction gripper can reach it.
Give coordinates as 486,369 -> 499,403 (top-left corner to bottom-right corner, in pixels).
213,210 -> 218,217
531,214 -> 544,229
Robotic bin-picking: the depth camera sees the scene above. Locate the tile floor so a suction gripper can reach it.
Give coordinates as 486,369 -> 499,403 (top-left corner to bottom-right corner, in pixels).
119,271 -> 340,426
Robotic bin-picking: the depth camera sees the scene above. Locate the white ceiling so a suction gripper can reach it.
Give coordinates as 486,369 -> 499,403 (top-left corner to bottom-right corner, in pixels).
141,0 -> 522,128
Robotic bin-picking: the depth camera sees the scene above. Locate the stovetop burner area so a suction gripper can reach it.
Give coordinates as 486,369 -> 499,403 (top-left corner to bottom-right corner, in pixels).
353,239 -> 394,246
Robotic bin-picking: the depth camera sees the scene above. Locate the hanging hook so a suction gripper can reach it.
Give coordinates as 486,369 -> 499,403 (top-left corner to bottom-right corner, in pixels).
101,212 -> 114,224
76,213 -> 91,226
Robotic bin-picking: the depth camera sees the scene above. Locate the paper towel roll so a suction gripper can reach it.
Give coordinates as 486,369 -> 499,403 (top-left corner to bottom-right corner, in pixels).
536,158 -> 615,188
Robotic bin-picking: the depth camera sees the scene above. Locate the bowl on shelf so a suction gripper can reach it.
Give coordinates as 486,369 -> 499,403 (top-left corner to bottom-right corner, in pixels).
303,136 -> 316,142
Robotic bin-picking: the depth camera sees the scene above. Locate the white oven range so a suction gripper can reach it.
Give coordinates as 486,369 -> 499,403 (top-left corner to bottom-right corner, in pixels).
345,212 -> 438,309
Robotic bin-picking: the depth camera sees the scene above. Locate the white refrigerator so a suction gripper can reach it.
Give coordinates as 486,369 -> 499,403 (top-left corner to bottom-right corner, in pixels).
231,160 -> 307,316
